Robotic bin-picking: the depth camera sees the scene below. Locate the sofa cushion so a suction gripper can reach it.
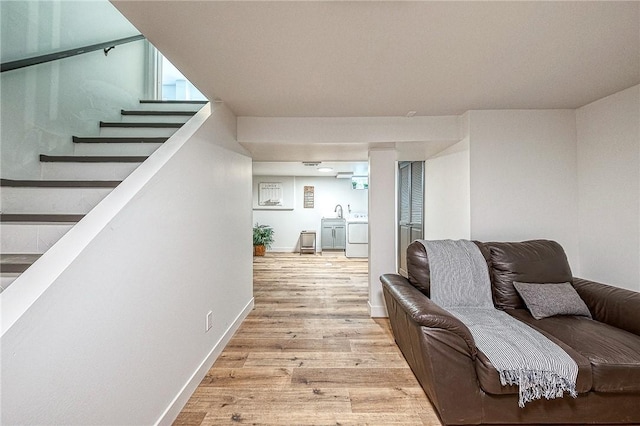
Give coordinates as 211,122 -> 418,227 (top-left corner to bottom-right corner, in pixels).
406,240 -> 491,297
509,309 -> 640,392
486,240 -> 573,310
474,324 -> 593,395
513,282 -> 592,320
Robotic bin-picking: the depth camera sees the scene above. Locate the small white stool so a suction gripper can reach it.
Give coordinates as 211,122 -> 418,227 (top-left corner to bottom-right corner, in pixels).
299,231 -> 316,254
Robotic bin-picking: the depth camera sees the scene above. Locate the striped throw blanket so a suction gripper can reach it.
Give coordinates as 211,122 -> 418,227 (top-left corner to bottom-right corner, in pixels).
420,239 -> 578,407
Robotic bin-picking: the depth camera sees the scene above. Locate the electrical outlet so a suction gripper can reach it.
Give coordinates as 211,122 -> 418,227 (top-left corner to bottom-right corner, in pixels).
206,311 -> 213,332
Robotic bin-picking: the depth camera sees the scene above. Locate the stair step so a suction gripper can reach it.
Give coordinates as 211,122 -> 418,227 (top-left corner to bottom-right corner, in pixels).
1,179 -> 121,188
40,155 -> 148,163
1,223 -> 75,253
2,186 -> 112,214
0,254 -> 41,273
99,121 -> 182,128
0,214 -> 85,223
139,100 -> 207,104
72,135 -> 166,157
1,273 -> 20,293
72,136 -> 168,144
72,141 -> 163,156
40,162 -> 140,180
121,110 -> 195,116
119,113 -> 192,124
98,126 -> 178,137
137,100 -> 207,112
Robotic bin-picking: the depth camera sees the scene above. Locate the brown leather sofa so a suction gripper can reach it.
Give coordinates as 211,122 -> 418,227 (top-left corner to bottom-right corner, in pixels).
381,240 -> 640,425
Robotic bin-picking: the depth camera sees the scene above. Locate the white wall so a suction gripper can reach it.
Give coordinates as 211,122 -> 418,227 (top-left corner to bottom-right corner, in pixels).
0,0 -> 148,179
576,85 -> 640,291
368,149 -> 396,317
0,1 -> 140,62
424,138 -> 471,240
0,104 -> 255,424
252,176 -> 368,251
468,110 -> 579,269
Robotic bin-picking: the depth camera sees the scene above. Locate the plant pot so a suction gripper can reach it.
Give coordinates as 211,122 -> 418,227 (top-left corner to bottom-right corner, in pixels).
254,245 -> 266,256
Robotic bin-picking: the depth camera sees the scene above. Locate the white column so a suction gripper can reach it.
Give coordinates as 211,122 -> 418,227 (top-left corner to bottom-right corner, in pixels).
368,148 -> 397,317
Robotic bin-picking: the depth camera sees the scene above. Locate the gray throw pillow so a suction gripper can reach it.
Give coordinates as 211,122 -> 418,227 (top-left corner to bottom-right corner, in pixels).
513,282 -> 592,320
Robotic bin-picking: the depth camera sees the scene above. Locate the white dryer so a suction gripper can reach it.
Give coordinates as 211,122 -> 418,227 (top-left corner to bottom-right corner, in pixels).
345,214 -> 368,258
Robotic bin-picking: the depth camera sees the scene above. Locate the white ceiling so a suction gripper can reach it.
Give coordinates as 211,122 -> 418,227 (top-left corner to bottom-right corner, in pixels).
113,1 -> 639,173
114,1 -> 639,117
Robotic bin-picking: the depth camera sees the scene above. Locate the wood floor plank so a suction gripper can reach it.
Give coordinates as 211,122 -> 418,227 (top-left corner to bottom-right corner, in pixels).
233,325 -> 394,340
243,352 -> 406,368
224,337 -> 352,352
200,412 -> 432,425
211,352 -> 248,368
349,387 -> 437,413
183,388 -> 351,413
350,338 -> 406,353
291,367 -> 419,388
172,411 -> 206,426
239,318 -> 376,327
246,311 -> 372,319
174,252 -> 440,425
199,367 -> 292,389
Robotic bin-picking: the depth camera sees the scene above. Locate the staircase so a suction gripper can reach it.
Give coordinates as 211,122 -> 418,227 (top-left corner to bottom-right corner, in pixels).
0,100 -> 206,292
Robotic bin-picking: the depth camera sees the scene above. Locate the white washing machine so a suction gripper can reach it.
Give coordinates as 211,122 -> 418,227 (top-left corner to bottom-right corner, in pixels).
345,214 -> 368,258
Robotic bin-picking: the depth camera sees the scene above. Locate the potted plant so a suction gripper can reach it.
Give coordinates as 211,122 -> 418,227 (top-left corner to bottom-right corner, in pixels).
253,223 -> 274,256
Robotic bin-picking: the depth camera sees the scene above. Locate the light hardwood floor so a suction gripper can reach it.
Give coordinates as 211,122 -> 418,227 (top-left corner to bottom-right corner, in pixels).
174,252 -> 441,425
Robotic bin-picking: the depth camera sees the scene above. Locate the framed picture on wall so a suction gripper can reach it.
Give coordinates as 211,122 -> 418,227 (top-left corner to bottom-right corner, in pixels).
258,182 -> 283,206
253,176 -> 295,210
304,186 -> 314,208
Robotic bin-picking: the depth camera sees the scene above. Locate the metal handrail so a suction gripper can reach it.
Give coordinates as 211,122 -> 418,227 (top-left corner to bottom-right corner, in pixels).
1,34 -> 145,73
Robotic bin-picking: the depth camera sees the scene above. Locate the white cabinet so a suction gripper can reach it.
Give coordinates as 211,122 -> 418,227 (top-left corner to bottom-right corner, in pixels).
321,218 -> 346,250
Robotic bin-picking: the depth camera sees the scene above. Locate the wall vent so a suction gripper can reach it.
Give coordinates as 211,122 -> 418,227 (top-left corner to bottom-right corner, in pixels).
302,162 -> 321,167
336,172 -> 354,179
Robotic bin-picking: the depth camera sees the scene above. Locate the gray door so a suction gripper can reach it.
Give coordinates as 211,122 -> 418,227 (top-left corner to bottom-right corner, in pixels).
398,161 -> 424,277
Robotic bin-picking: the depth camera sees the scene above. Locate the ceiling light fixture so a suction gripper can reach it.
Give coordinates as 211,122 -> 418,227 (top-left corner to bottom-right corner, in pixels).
318,167 -> 333,172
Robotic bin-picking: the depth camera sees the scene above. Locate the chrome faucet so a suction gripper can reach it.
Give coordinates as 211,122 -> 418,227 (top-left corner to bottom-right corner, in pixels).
334,204 -> 343,218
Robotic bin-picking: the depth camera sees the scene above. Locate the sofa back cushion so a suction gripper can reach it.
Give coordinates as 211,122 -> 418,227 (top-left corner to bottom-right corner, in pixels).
407,240 -> 491,297
486,240 -> 573,310
407,241 -> 430,295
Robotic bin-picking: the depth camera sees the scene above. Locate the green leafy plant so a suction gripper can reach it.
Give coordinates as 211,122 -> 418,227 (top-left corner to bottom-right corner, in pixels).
253,223 -> 275,249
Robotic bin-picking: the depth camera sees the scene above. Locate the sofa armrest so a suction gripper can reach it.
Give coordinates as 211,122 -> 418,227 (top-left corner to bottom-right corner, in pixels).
380,273 -> 477,357
573,277 -> 640,336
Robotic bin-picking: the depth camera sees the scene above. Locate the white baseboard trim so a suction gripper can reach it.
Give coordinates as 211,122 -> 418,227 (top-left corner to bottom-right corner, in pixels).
368,301 -> 388,318
155,297 -> 255,425
270,247 -> 298,253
